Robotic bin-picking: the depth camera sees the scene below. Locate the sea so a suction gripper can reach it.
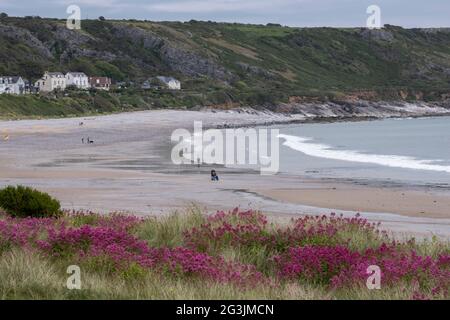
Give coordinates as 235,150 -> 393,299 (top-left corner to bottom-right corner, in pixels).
277,116 -> 450,189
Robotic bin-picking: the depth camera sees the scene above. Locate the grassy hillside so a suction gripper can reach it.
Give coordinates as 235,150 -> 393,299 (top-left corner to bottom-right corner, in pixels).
1,15 -> 450,117
0,89 -> 208,119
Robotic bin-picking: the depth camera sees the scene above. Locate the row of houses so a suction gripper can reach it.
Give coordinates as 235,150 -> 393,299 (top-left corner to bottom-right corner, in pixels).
35,72 -> 111,92
0,72 -> 112,95
0,72 -> 181,95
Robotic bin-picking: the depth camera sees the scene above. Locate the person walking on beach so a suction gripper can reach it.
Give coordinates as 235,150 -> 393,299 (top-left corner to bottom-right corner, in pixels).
211,169 -> 219,181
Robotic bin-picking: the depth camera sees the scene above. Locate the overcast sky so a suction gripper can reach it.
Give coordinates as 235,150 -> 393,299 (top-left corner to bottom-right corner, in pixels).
0,0 -> 447,27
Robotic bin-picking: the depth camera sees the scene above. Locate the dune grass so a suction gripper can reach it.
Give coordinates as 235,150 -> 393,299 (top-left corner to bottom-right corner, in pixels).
0,248 -> 329,300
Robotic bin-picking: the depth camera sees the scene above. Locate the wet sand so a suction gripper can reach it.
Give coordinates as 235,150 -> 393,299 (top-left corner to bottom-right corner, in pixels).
0,109 -> 449,239
257,186 -> 450,219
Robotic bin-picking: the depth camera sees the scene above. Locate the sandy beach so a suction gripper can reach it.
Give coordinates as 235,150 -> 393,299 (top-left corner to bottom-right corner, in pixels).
257,186 -> 450,219
0,109 -> 449,239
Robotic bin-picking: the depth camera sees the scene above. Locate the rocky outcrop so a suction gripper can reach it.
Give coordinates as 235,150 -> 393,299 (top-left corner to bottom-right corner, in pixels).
236,62 -> 275,79
160,44 -> 233,80
110,23 -> 165,49
0,23 -> 52,58
111,23 -> 233,80
208,101 -> 450,130
359,28 -> 395,42
275,100 -> 450,119
48,24 -> 119,64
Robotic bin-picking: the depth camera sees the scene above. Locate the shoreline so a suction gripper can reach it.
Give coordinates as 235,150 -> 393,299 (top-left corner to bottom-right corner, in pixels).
2,97 -> 450,125
216,112 -> 450,129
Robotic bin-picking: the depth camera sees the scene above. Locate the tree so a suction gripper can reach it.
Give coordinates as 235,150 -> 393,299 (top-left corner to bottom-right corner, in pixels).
0,12 -> 9,19
99,16 -> 106,21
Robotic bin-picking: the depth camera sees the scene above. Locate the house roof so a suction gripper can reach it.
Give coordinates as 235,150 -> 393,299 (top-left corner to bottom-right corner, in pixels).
157,76 -> 179,84
66,72 -> 88,77
0,76 -> 23,84
89,77 -> 111,85
46,72 -> 65,77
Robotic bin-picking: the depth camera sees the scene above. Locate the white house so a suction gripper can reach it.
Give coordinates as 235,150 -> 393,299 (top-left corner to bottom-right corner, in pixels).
0,76 -> 26,95
65,72 -> 90,89
35,72 -> 67,92
156,76 -> 181,90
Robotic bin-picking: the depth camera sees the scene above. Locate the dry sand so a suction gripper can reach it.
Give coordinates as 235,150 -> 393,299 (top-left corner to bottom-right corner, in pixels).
257,186 -> 450,219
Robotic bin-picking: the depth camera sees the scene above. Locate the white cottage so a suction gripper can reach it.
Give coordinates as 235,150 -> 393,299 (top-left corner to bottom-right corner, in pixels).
156,76 -> 181,90
0,76 -> 26,95
65,72 -> 90,89
35,72 -> 67,92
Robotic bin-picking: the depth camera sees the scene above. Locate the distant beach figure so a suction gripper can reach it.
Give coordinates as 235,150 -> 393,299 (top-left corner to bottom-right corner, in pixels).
82,138 -> 84,144
3,134 -> 9,141
211,170 -> 219,181
79,122 -> 84,126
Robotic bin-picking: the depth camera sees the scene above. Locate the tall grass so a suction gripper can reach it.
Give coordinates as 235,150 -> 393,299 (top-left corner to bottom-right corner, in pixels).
0,248 -> 327,300
136,206 -> 205,247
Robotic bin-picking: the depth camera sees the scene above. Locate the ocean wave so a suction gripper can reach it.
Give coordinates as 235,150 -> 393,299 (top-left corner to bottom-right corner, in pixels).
278,134 -> 450,173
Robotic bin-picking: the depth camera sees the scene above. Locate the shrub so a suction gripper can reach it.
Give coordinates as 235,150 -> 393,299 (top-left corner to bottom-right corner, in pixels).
275,243 -> 450,298
183,208 -> 269,254
67,210 -> 143,232
184,210 -> 384,255
274,245 -> 363,285
36,224 -> 265,286
0,185 -> 61,218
